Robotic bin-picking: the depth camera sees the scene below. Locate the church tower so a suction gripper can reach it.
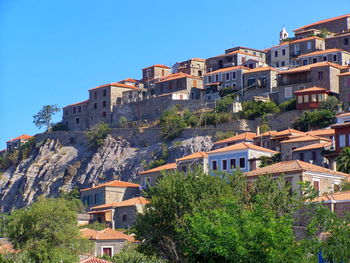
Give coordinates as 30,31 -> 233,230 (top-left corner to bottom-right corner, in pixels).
279,27 -> 289,43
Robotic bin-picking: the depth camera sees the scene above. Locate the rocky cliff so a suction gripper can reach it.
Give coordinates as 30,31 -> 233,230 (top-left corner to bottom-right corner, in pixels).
0,134 -> 213,212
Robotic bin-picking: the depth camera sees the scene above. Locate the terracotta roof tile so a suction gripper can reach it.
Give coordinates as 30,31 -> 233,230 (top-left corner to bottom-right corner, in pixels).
294,14 -> 350,32
156,72 -> 201,83
338,72 -> 350,76
245,160 -> 349,177
89,83 -> 138,91
204,66 -> 250,76
278,61 -> 347,75
280,135 -> 330,144
119,78 -> 139,83
80,257 -> 112,263
142,64 -> 171,70
298,48 -> 348,58
313,190 -> 350,202
80,180 -> 140,192
336,112 -> 350,118
253,130 -> 278,138
225,50 -> 259,57
139,163 -> 177,175
214,132 -> 256,145
208,142 -> 278,154
244,66 -> 278,74
294,87 -> 329,94
273,129 -> 304,137
306,129 -> 335,137
293,142 -> 332,152
176,152 -> 208,162
116,197 -> 149,207
63,100 -> 89,108
6,135 -> 33,143
80,228 -> 136,242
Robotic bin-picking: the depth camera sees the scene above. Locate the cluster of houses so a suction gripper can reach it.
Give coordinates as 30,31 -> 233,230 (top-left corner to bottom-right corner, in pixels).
61,14 -> 350,131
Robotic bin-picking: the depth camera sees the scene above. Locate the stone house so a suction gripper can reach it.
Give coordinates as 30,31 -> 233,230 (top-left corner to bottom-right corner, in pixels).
313,190 -> 350,218
80,180 -> 141,209
141,64 -> 172,90
245,160 -> 349,197
294,87 -> 332,110
121,87 -> 148,104
6,134 -> 33,151
297,49 -> 350,66
224,46 -> 266,62
138,163 -> 177,188
204,66 -> 250,101
154,73 -> 203,99
305,128 -> 335,141
293,14 -> 350,37
62,100 -> 89,131
288,37 -> 326,65
207,142 -> 278,173
269,128 -> 306,152
331,112 -> 350,153
253,130 -> 278,150
206,50 -> 264,72
172,58 -> 206,77
213,132 -> 256,149
242,66 -> 278,101
326,32 -> 350,53
277,61 -> 347,103
80,228 -> 136,257
176,152 -> 209,174
292,141 -> 332,168
339,71 -> 350,111
89,197 -> 149,229
270,42 -> 291,69
87,83 -> 138,127
280,135 -> 331,161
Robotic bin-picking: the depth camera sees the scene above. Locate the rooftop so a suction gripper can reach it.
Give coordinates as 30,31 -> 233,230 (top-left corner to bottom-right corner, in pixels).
156,72 -> 201,83
336,112 -> 350,118
80,228 -> 136,242
253,130 -> 277,138
243,66 -> 278,74
80,257 -> 112,263
245,160 -> 348,177
338,72 -> 350,76
294,14 -> 350,32
298,48 -> 348,58
306,129 -> 335,137
294,87 -> 328,94
313,190 -> 350,202
204,66 -> 250,76
214,132 -> 256,145
292,142 -> 332,152
280,135 -> 330,144
88,83 -> 138,91
6,134 -> 33,143
63,100 -> 89,108
80,180 -> 140,192
91,197 -> 149,210
176,152 -> 208,162
142,64 -> 171,70
278,61 -> 348,75
139,162 -> 177,175
273,128 -> 304,137
208,142 -> 278,155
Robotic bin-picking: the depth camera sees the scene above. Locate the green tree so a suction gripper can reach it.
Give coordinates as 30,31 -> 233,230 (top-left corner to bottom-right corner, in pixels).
293,109 -> 336,131
320,96 -> 339,112
183,109 -> 198,127
278,99 -> 296,112
118,116 -> 128,128
85,123 -> 111,150
3,196 -> 91,263
159,106 -> 186,140
336,147 -> 350,174
51,121 -> 69,131
33,105 -> 60,131
241,101 -> 279,120
216,95 -> 235,113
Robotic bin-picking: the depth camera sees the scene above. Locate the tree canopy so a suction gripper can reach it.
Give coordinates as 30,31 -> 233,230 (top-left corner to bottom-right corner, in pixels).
33,105 -> 60,131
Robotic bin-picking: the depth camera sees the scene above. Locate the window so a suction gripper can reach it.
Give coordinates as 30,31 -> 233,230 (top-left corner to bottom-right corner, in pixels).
281,61 -> 285,67
313,180 -> 320,194
285,87 -> 292,98
344,38 -> 349,46
103,101 -> 106,108
146,69 -> 151,78
65,110 -> 68,116
182,166 -> 187,173
282,49 -> 286,56
318,94 -> 325,101
94,193 -> 100,204
122,214 -> 127,222
162,69 -> 165,76
303,60 -> 308,66
333,54 -> 337,62
323,56 -> 327,61
307,41 -> 312,50
299,152 -> 304,161
304,95 -> 309,103
78,106 -> 81,113
230,158 -> 236,169
312,151 -> 317,161
73,107 -> 76,114
103,112 -> 106,118
102,247 -> 112,257
318,71 -> 323,80
311,94 -> 317,102
339,134 -> 346,147
226,73 -> 230,80
198,70 -> 203,76
212,160 -> 217,170
334,184 -> 340,192
75,118 -> 79,124
276,62 -> 279,67
312,58 -> 317,63
208,76 -> 212,82
274,51 -> 278,57
222,159 -> 228,170
232,72 -> 236,79
215,75 -> 219,81
298,96 -> 303,103
94,103 -> 97,109
103,89 -> 106,97
247,78 -> 256,86
239,158 -> 245,168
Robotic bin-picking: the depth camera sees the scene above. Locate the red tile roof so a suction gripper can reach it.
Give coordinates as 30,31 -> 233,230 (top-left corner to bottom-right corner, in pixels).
156,72 -> 201,83
80,257 -> 112,263
253,130 -> 278,138
278,61 -> 347,75
226,50 -> 259,57
88,83 -> 137,91
298,48 -> 348,58
313,190 -> 350,202
294,14 -> 350,32
142,64 -> 171,70
204,66 -> 250,76
208,142 -> 278,154
280,135 -> 330,144
273,129 -> 304,137
80,180 -> 140,192
244,66 -> 278,74
338,72 -> 350,76
119,78 -> 139,83
214,132 -> 256,145
245,160 -> 349,177
80,228 -> 136,242
139,163 -> 176,175
294,87 -> 328,94
292,142 -> 332,152
306,129 -> 335,137
176,152 -> 208,162
91,197 -> 149,210
336,112 -> 350,118
6,135 -> 33,143
63,100 -> 89,108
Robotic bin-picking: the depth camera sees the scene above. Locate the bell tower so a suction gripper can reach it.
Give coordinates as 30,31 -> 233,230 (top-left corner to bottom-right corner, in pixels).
279,27 -> 289,43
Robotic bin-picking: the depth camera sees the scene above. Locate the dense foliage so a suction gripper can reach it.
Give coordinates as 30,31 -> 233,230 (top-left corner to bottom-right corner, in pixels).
135,168 -> 350,263
278,99 -> 296,112
33,105 -> 60,131
159,106 -> 187,140
293,109 -> 336,131
320,96 -> 340,112
51,121 -> 69,131
1,196 -> 91,263
336,147 -> 350,174
85,123 -> 111,150
148,143 -> 169,169
216,95 -> 235,113
241,101 -> 279,120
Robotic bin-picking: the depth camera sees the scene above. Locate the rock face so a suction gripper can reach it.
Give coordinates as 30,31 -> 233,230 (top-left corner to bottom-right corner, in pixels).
0,134 -> 213,212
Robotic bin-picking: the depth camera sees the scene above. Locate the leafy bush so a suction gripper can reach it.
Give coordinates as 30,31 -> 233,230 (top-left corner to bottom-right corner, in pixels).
51,122 -> 69,131
148,143 -> 169,169
200,112 -> 233,126
216,95 -> 235,113
214,131 -> 235,141
293,109 -> 336,131
79,222 -> 108,231
85,123 -> 111,150
241,101 -> 279,120
278,99 -> 296,112
183,109 -> 198,127
159,107 -> 187,140
320,96 -> 339,112
118,116 -> 128,128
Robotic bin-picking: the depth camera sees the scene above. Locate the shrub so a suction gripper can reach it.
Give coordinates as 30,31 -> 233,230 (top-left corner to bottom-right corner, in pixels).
278,99 -> 296,112
241,101 -> 279,120
293,109 -> 336,131
148,143 -> 169,169
216,95 -> 235,113
160,107 -> 187,140
51,122 -> 69,131
200,112 -> 233,126
320,96 -> 339,112
118,116 -> 128,128
183,109 -> 199,127
85,123 -> 111,150
214,131 -> 235,141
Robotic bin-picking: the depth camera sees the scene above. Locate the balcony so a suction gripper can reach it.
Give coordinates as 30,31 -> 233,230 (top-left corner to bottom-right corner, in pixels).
278,78 -> 313,86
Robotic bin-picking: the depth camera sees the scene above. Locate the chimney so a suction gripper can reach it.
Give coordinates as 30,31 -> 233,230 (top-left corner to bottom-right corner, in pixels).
257,126 -> 260,136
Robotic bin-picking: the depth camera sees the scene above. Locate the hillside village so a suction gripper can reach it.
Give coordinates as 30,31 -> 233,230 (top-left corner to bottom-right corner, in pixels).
2,14 -> 350,262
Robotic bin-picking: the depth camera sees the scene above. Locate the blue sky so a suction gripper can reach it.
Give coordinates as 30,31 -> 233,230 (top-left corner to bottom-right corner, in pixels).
0,0 -> 349,149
